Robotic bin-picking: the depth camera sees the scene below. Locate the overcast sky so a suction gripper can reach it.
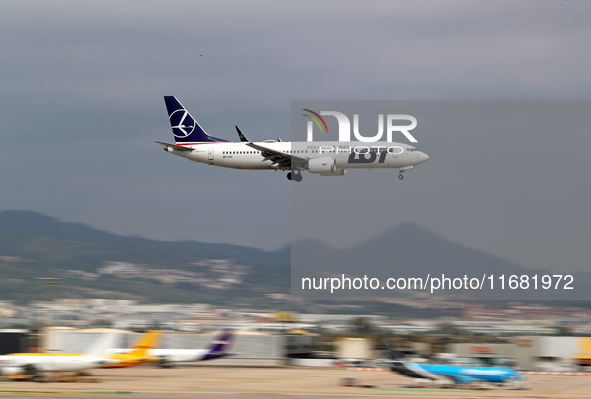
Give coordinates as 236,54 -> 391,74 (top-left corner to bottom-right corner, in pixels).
2,1 -> 590,276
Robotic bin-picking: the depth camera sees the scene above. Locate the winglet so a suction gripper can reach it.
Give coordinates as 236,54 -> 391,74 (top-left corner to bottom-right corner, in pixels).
235,126 -> 250,142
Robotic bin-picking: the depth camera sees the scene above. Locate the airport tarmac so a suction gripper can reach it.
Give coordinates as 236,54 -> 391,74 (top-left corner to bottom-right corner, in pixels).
1,366 -> 591,398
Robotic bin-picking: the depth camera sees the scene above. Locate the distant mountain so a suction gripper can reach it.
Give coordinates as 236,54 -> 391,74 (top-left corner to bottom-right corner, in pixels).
0,211 -> 290,304
0,210 -> 289,266
0,211 -> 587,304
0,210 -> 128,244
293,222 -> 533,278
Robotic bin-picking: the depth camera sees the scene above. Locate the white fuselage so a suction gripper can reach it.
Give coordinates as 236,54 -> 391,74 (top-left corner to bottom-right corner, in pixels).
0,355 -> 113,374
110,348 -> 210,363
149,349 -> 208,362
165,141 -> 428,172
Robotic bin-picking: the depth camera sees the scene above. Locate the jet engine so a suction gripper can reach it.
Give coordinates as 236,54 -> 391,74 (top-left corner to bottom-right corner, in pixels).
454,376 -> 474,384
1,366 -> 23,376
308,157 -> 345,176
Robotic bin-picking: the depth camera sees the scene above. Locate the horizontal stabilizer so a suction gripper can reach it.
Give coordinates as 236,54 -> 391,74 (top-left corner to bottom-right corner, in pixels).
154,141 -> 194,152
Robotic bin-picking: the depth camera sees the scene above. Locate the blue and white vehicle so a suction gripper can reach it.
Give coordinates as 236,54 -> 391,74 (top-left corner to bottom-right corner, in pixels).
156,97 -> 429,181
384,343 -> 528,388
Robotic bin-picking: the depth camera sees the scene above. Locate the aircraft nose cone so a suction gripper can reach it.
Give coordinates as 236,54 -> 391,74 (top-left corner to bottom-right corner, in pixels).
417,151 -> 429,164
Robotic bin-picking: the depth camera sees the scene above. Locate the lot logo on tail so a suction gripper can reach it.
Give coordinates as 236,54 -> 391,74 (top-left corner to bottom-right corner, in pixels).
170,110 -> 196,138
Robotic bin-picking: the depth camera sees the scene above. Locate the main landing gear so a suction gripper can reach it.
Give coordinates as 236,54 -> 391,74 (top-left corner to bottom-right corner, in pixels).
398,171 -> 404,180
287,171 -> 302,182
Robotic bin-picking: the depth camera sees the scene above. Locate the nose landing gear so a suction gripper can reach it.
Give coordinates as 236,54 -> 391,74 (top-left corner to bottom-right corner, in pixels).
398,166 -> 414,180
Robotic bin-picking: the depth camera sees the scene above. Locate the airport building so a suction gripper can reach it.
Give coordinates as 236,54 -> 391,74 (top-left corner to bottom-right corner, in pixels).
0,330 -> 29,354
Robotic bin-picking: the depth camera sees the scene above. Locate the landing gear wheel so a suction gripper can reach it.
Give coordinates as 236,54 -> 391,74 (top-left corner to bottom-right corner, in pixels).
289,171 -> 302,182
398,173 -> 404,180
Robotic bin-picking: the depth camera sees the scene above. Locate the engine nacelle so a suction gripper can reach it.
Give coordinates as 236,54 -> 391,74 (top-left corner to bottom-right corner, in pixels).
308,157 -> 341,175
454,376 -> 474,384
1,366 -> 24,377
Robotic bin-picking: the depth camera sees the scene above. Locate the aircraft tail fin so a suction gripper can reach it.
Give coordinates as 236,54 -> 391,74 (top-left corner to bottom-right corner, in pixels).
128,330 -> 162,358
202,329 -> 235,361
164,96 -> 229,144
83,333 -> 118,358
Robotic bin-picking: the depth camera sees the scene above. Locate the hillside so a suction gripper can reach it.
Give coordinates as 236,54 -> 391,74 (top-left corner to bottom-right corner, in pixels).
0,211 -> 290,304
0,211 -> 587,305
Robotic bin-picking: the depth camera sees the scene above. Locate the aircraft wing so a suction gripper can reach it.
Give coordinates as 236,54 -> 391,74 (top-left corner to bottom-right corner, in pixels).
154,141 -> 194,152
246,142 -> 307,169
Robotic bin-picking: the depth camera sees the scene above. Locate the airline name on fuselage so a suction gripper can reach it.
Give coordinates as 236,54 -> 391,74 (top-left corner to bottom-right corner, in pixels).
318,145 -> 407,165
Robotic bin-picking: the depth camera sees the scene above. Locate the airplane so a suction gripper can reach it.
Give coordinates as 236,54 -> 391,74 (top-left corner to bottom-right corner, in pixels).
101,330 -> 161,368
382,341 -> 527,388
6,330 -> 162,370
156,96 -> 429,181
111,329 -> 236,368
0,333 -> 118,380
